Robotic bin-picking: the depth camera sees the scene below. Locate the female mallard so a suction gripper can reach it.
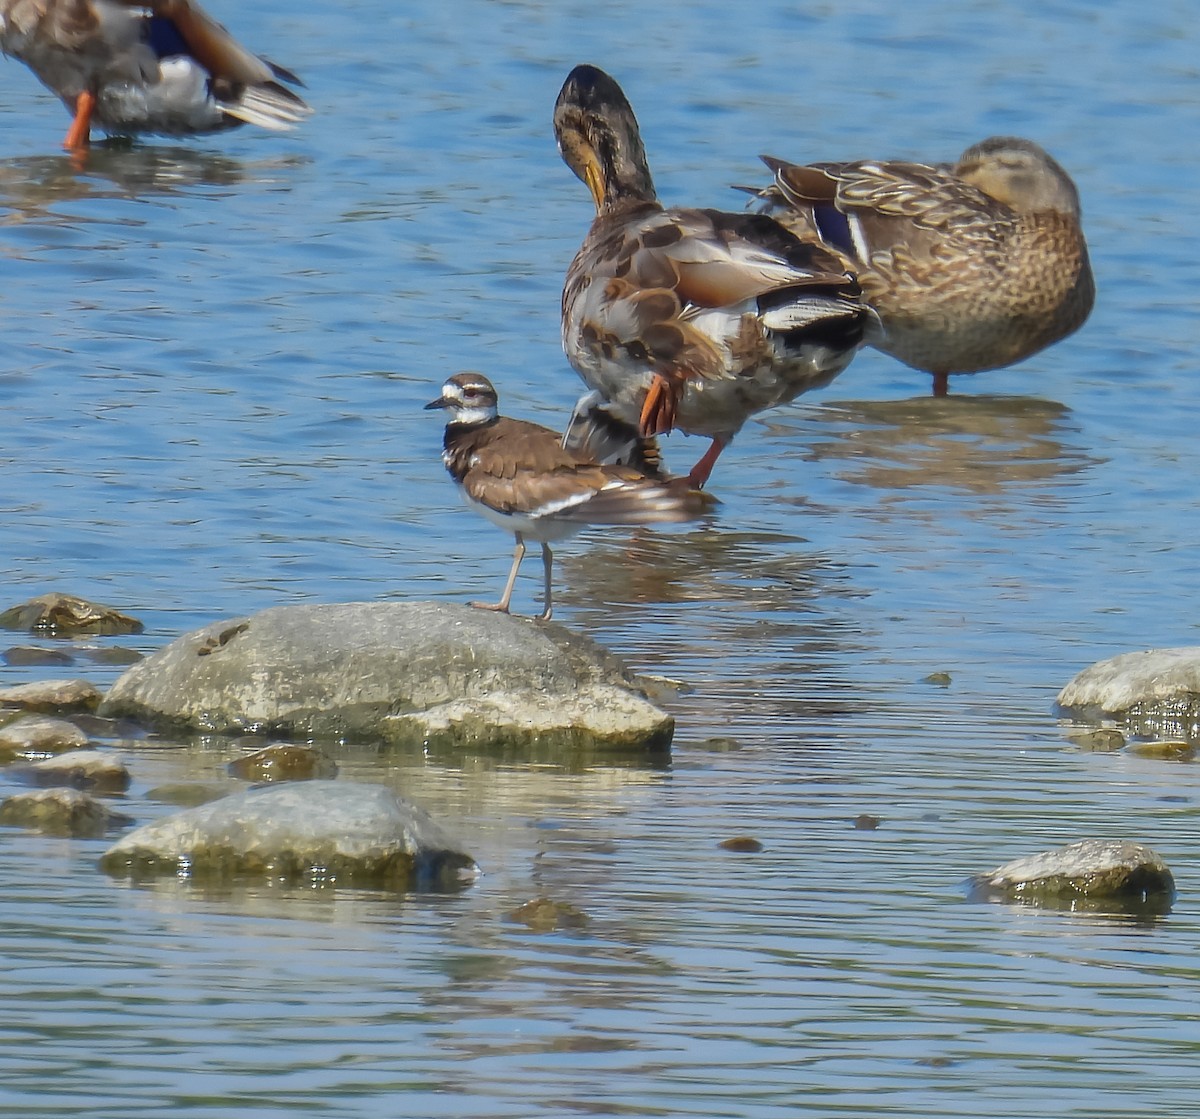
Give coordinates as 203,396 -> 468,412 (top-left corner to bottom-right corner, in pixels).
750,138 -> 1094,395
554,64 -> 871,487
0,0 -> 310,151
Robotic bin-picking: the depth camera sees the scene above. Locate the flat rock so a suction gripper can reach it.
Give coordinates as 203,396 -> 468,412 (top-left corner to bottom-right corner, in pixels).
0,715 -> 90,761
0,787 -> 133,838
0,592 -> 144,636
974,839 -> 1175,912
98,602 -> 674,756
1058,648 -> 1200,739
0,678 -> 103,715
13,749 -> 131,793
99,780 -> 478,890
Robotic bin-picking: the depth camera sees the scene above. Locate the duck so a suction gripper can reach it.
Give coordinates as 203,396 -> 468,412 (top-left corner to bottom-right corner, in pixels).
748,137 -> 1094,396
0,0 -> 311,151
554,64 -> 872,488
425,372 -> 707,622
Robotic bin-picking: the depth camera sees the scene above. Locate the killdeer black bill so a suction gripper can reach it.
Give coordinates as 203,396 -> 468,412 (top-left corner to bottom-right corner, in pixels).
425,371 -> 708,621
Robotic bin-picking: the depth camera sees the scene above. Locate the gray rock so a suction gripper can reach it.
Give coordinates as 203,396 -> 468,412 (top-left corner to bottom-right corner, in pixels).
98,602 -> 674,756
0,715 -> 90,761
974,839 -> 1175,912
0,678 -> 103,715
14,749 -> 131,793
100,780 -> 478,890
0,787 -> 133,838
1057,647 -> 1200,740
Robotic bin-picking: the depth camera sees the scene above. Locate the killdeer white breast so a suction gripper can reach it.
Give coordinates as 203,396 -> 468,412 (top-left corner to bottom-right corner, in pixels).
426,372 -> 708,621
554,63 -> 874,488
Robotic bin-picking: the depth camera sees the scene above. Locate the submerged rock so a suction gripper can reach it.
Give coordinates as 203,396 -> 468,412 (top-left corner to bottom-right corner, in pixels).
0,678 -> 103,715
228,743 -> 338,783
0,787 -> 133,838
0,715 -> 90,761
973,839 -> 1175,913
99,780 -> 478,890
1057,648 -> 1200,741
0,592 -> 144,636
99,602 -> 674,756
506,897 -> 590,931
12,749 -> 131,793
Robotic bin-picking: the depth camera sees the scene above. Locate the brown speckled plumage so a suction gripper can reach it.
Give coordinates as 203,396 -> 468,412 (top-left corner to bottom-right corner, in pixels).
751,137 -> 1094,394
555,64 -> 872,486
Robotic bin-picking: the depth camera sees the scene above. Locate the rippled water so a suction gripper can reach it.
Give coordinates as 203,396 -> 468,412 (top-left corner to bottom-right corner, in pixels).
3,0 -> 1200,1115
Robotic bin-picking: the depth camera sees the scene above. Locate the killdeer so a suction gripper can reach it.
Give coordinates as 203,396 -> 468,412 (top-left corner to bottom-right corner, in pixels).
425,372 -> 707,621
0,0 -> 311,151
747,138 -> 1093,396
554,63 -> 873,488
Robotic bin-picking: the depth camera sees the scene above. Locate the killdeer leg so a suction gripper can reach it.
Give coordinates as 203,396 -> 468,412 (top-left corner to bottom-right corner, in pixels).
471,533 -> 525,614
538,543 -> 554,622
63,90 -> 96,152
931,371 -> 950,397
686,437 -> 727,489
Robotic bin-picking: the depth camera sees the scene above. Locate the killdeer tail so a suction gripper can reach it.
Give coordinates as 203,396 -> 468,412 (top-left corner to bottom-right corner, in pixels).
562,391 -> 667,478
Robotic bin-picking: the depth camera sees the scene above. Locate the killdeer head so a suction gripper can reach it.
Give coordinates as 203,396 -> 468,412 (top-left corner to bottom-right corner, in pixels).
424,371 -> 500,427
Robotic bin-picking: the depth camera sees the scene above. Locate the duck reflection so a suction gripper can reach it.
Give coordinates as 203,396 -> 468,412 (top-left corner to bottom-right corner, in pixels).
0,145 -> 300,222
560,527 -> 870,730
781,393 -> 1100,494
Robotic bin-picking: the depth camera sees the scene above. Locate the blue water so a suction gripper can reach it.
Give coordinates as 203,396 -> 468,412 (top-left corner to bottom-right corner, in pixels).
3,0 -> 1200,1115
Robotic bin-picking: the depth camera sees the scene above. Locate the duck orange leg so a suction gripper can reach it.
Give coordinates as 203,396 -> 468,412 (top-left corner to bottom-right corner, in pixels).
63,90 -> 96,152
639,373 -> 681,437
686,437 -> 727,489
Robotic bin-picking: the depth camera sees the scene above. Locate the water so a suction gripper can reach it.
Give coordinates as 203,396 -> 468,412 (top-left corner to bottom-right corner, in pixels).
3,0 -> 1200,1114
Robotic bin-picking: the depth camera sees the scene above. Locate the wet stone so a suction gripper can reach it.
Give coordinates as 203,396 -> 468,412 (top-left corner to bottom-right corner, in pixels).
0,788 -> 133,838
0,715 -> 90,761
12,749 -> 132,794
853,813 -> 882,830
228,743 -> 339,783
718,836 -> 764,852
0,592 -> 144,636
973,839 -> 1175,913
2,646 -> 75,667
0,678 -> 103,715
100,780 -> 479,891
1058,648 -> 1200,741
506,897 -> 590,931
99,601 -> 675,757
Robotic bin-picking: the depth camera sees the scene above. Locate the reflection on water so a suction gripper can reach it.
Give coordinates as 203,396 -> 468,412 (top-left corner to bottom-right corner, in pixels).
0,146 -> 304,227
3,0 -> 1200,1115
794,394 -> 1101,494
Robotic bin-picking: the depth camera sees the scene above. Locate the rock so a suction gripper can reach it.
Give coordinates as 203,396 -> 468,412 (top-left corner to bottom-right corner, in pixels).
973,839 -> 1175,913
718,836 -> 764,852
0,592 -> 144,636
506,897 -> 589,931
2,645 -> 75,667
0,788 -> 133,838
228,743 -> 338,783
99,602 -> 674,757
0,678 -> 103,715
0,715 -> 90,761
12,749 -> 131,793
1058,648 -> 1200,740
100,780 -> 478,890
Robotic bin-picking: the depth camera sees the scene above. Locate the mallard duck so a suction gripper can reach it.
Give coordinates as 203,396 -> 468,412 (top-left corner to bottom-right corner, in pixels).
749,137 -> 1094,395
425,372 -> 707,621
554,64 -> 872,487
0,0 -> 310,151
